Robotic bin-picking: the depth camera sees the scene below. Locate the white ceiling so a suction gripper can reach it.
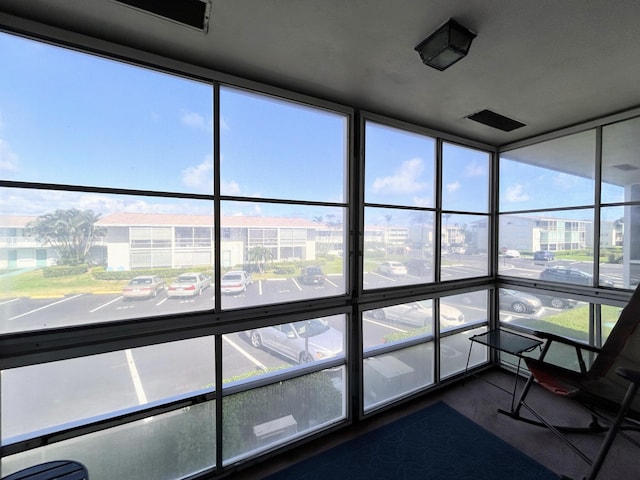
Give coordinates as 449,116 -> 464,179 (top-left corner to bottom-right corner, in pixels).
1,0 -> 640,152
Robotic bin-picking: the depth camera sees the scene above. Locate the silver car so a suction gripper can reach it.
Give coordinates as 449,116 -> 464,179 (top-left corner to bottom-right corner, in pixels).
248,319 -> 344,364
167,272 -> 211,298
366,301 -> 465,329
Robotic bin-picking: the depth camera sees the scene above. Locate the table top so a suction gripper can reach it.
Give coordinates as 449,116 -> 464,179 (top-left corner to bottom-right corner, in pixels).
470,329 -> 542,356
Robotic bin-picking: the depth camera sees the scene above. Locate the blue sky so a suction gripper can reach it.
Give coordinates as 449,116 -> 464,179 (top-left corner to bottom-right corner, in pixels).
0,31 -> 625,223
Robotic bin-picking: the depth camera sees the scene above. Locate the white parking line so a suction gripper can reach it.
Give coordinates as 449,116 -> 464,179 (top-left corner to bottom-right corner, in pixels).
0,298 -> 20,306
90,296 -> 123,313
325,277 -> 338,287
291,278 -> 302,291
223,335 -> 267,370
363,316 -> 408,332
9,294 -> 83,320
125,349 -> 148,405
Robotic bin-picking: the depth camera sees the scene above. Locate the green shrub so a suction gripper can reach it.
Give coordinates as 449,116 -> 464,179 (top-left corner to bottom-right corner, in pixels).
43,264 -> 89,278
222,371 -> 342,459
92,267 -> 211,281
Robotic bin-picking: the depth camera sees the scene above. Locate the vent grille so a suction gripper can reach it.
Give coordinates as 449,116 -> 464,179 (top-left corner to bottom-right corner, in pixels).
112,0 -> 211,32
467,110 -> 526,132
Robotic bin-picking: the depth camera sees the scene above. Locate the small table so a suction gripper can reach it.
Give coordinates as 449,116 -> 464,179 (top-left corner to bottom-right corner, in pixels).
465,329 -> 543,412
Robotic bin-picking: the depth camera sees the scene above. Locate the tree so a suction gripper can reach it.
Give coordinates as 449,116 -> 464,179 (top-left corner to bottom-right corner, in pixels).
25,209 -> 106,265
247,246 -> 274,273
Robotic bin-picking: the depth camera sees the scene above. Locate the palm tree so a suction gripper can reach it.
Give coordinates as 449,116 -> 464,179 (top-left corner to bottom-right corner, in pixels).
25,209 -> 106,265
247,246 -> 274,273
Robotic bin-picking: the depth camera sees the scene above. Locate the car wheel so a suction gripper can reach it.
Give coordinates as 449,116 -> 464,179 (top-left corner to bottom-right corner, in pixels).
152,289 -> 157,298
249,330 -> 263,348
197,287 -> 202,296
550,297 -> 565,308
511,302 -> 526,314
370,309 -> 386,321
299,351 -> 314,364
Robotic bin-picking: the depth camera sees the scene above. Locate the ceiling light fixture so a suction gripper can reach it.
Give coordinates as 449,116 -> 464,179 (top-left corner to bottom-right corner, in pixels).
415,18 -> 476,71
112,0 -> 211,33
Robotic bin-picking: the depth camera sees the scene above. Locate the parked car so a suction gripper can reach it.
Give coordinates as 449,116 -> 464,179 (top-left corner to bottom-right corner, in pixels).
498,289 -> 542,314
378,261 -> 407,276
533,250 -> 555,261
503,249 -> 521,258
122,275 -> 166,300
167,272 -> 211,298
298,266 -> 325,285
539,266 -> 614,287
537,294 -> 578,309
404,258 -> 431,276
221,270 -> 253,294
366,301 -> 465,329
247,318 -> 343,364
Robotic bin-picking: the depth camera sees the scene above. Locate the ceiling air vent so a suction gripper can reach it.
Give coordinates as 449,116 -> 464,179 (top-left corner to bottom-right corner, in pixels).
112,0 -> 211,32
466,109 -> 526,132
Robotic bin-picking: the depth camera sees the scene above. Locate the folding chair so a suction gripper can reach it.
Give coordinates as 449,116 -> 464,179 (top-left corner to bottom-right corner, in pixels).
504,284 -> 640,480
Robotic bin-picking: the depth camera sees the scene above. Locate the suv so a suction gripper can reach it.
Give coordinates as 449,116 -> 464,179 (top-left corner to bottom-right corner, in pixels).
298,266 -> 325,285
404,258 -> 431,276
539,266 -> 614,287
533,250 -> 555,261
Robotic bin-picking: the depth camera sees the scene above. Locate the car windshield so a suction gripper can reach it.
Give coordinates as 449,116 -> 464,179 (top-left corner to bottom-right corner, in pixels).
293,320 -> 329,338
306,268 -> 321,275
130,278 -> 151,285
223,274 -> 241,281
177,276 -> 197,283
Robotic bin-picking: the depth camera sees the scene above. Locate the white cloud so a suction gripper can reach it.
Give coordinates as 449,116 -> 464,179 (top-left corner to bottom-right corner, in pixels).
0,139 -> 19,173
446,181 -> 461,193
181,157 -> 213,192
372,158 -> 428,194
221,180 -> 241,195
505,184 -> 530,202
180,110 -> 213,131
413,196 -> 433,208
464,160 -> 485,177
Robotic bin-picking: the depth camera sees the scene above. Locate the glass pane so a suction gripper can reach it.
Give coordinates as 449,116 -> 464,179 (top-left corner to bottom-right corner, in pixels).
363,343 -> 434,412
363,207 -> 434,289
602,116 -> 640,204
0,32 -> 213,194
499,210 -> 597,282
220,87 -> 347,203
441,290 -> 488,333
442,143 -> 490,213
223,315 -> 345,382
2,402 -> 216,480
600,206 -> 627,289
601,303 -> 624,343
220,202 -> 346,309
501,288 -> 589,341
2,337 -> 215,442
500,130 -> 595,211
364,121 -> 435,207
363,300 -> 434,350
441,326 -> 488,379
441,213 -> 489,280
222,368 -> 346,464
0,188 -> 215,333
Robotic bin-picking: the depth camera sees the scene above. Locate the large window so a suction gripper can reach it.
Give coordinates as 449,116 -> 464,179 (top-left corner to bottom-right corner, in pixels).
13,21 -> 639,480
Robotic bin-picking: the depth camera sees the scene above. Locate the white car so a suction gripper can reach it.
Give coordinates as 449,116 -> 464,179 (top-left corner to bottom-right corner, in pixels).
503,249 -> 521,258
221,270 -> 253,294
167,272 -> 211,298
378,261 -> 408,276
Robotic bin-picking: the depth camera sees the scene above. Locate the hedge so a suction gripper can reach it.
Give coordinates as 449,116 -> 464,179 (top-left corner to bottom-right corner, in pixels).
42,264 -> 89,278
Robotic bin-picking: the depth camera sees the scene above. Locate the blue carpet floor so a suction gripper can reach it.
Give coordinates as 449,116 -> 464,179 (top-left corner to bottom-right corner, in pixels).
265,401 -> 559,480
